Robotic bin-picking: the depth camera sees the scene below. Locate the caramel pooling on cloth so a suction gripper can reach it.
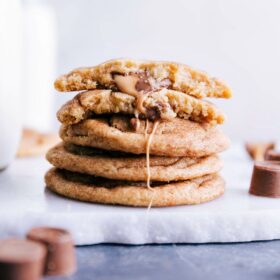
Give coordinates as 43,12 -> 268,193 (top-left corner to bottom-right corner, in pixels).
249,161 -> 280,198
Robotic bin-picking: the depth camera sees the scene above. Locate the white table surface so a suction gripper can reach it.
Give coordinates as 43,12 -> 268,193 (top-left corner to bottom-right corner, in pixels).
1,144 -> 280,245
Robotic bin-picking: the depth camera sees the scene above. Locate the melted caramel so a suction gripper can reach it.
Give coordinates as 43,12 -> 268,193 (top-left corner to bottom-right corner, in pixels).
113,75 -> 139,97
113,74 -> 147,115
144,119 -> 150,139
145,120 -> 159,210
145,120 -> 159,190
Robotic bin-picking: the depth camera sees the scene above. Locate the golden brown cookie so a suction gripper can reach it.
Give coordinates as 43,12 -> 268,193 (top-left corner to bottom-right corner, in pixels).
17,128 -> 60,157
57,89 -> 225,125
60,116 -> 230,157
46,143 -> 223,182
45,168 -> 225,207
54,58 -> 231,99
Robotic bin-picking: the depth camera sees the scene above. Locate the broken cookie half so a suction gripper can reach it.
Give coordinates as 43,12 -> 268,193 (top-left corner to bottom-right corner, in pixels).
57,89 -> 225,125
54,58 -> 232,99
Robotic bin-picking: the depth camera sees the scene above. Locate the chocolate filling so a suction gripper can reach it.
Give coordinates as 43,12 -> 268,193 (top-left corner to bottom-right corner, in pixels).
112,71 -> 171,93
135,72 -> 153,93
139,107 -> 161,121
111,71 -> 171,119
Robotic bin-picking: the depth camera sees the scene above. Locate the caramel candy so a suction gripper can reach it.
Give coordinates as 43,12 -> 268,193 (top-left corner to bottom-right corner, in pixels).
265,150 -> 280,161
249,161 -> 280,197
0,239 -> 46,280
245,142 -> 275,161
27,227 -> 76,276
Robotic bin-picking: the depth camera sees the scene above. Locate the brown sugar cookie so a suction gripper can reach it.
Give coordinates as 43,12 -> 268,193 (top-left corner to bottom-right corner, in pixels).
54,58 -> 231,99
46,143 -> 223,182
45,168 -> 225,207
57,89 -> 225,125
60,116 -> 230,157
17,128 -> 60,157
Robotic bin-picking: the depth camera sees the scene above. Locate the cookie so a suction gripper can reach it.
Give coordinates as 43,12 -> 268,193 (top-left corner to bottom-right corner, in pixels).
54,58 -> 231,99
17,128 -> 60,157
45,168 -> 225,207
46,143 -> 223,182
60,116 -> 230,157
57,89 -> 225,125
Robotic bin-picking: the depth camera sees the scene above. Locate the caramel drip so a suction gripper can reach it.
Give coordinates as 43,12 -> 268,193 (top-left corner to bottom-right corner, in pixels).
113,74 -> 147,115
144,119 -> 150,139
147,191 -> 155,212
145,120 -> 159,190
113,75 -> 139,97
136,93 -> 146,114
135,118 -> 140,132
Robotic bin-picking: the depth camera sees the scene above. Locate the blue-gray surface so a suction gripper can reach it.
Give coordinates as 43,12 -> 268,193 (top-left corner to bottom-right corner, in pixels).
46,241 -> 280,280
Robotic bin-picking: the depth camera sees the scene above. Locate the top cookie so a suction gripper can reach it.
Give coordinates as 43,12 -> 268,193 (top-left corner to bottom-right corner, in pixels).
54,59 -> 231,99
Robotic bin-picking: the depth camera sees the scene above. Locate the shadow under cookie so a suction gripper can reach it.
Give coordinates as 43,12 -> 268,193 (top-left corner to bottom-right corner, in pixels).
45,168 -> 225,207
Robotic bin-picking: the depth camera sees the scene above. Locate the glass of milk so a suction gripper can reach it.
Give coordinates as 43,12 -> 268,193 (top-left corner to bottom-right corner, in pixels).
0,0 -> 22,170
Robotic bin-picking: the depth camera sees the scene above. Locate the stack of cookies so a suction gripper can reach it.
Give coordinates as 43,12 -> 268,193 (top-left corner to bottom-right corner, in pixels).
45,59 -> 231,207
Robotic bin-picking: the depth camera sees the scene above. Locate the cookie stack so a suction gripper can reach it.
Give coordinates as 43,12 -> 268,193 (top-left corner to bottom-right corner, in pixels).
45,59 -> 231,207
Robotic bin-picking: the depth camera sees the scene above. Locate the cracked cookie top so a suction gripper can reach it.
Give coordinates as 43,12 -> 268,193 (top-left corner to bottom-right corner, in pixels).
54,58 -> 232,99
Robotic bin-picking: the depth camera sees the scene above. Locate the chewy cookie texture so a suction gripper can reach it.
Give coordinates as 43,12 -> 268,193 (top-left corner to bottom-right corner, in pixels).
47,143 -> 223,182
46,58 -> 231,207
57,89 -> 225,125
55,59 -> 231,99
46,168 -> 225,207
59,116 -> 229,157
